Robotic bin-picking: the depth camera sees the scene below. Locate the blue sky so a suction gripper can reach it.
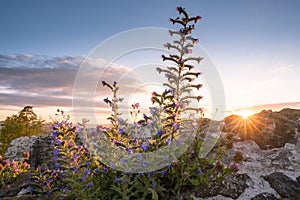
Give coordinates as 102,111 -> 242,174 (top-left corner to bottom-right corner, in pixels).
0,0 -> 300,121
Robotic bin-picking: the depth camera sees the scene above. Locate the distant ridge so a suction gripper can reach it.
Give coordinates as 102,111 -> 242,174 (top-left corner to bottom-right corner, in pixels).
234,102 -> 300,113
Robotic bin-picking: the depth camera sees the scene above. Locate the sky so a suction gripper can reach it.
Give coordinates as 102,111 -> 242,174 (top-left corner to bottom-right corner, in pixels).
0,0 -> 300,122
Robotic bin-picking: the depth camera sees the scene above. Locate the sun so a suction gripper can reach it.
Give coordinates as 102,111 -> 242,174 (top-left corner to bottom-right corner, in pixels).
237,110 -> 254,119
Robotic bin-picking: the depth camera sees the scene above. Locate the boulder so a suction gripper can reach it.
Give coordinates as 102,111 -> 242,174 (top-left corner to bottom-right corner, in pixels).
263,172 -> 300,200
5,134 -> 53,169
223,108 -> 300,149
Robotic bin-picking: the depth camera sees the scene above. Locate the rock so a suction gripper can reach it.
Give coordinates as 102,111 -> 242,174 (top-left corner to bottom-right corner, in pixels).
194,173 -> 251,199
223,108 -> 300,150
0,173 -> 31,198
5,134 -> 53,169
263,172 -> 300,200
251,192 -> 279,200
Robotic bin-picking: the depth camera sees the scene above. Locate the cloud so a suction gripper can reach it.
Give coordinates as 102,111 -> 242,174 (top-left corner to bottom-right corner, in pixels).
0,54 -> 143,120
274,64 -> 295,73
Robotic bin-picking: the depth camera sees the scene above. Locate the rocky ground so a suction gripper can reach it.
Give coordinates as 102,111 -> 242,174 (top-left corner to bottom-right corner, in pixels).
1,108 -> 300,199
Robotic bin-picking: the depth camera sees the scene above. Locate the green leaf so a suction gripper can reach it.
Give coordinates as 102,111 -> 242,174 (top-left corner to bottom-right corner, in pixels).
148,188 -> 159,200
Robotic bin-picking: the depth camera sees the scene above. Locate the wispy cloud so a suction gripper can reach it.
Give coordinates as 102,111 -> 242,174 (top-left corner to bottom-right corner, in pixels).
274,64 -> 296,73
0,54 -> 143,120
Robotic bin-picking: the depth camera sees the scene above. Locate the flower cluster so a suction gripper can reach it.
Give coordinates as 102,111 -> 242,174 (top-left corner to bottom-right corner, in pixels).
0,152 -> 30,187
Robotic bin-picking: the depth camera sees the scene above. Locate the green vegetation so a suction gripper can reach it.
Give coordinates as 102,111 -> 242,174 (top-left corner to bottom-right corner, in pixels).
0,106 -> 45,156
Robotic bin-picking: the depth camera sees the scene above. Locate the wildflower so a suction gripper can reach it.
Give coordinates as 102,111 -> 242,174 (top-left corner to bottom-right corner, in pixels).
11,160 -> 17,168
160,170 -> 167,175
134,102 -> 140,108
87,183 -> 94,188
143,114 -> 149,120
118,128 -> 125,135
173,123 -> 180,131
113,81 -> 117,86
183,172 -> 189,179
103,98 -> 109,104
12,167 -> 20,173
53,148 -> 59,157
101,81 -> 107,86
80,175 -> 87,182
166,139 -> 171,146
197,168 -> 203,175
118,118 -> 125,125
84,169 -> 91,175
22,151 -> 30,159
148,171 -> 155,177
103,168 -> 108,173
229,162 -> 239,172
110,163 -> 116,169
70,167 -> 78,172
65,186 -> 72,191
152,91 -> 158,97
23,162 -> 30,169
114,177 -> 121,183
55,163 -> 61,169
86,162 -> 91,167
156,129 -> 165,136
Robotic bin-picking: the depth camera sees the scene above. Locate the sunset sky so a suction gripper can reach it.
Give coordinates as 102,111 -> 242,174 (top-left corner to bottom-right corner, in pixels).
0,0 -> 300,122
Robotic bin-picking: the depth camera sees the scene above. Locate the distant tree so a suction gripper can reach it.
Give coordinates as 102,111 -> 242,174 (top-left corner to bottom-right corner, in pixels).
0,106 -> 45,156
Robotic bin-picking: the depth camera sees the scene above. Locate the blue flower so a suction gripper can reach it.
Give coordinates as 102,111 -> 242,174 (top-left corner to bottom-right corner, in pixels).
86,162 -> 91,167
149,107 -> 158,116
53,148 -> 59,157
103,168 -> 108,173
52,131 -> 58,137
156,129 -> 165,136
118,118 -> 125,125
118,128 -> 125,135
148,172 -> 155,177
114,177 -> 121,183
173,123 -> 180,131
70,167 -> 78,172
166,139 -> 171,146
87,183 -> 94,188
110,163 -> 116,169
55,163 -> 61,169
84,169 -> 91,175
197,168 -> 203,175
80,175 -> 87,182
160,170 -> 167,175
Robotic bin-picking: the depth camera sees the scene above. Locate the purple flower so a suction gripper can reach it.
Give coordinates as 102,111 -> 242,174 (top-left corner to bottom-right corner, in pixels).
70,167 -> 78,172
118,118 -> 125,125
183,172 -> 189,179
86,162 -> 91,167
101,81 -> 107,86
114,177 -> 121,183
148,172 -> 155,177
229,162 -> 239,172
160,170 -> 167,175
103,98 -> 109,104
80,175 -> 87,182
53,148 -> 59,157
118,128 -> 125,135
197,168 -> 203,175
156,129 -> 165,136
113,81 -> 117,86
166,139 -> 171,146
55,163 -> 61,169
84,169 -> 91,175
173,123 -> 180,131
110,163 -> 116,169
87,183 -> 94,188
103,168 -> 108,173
